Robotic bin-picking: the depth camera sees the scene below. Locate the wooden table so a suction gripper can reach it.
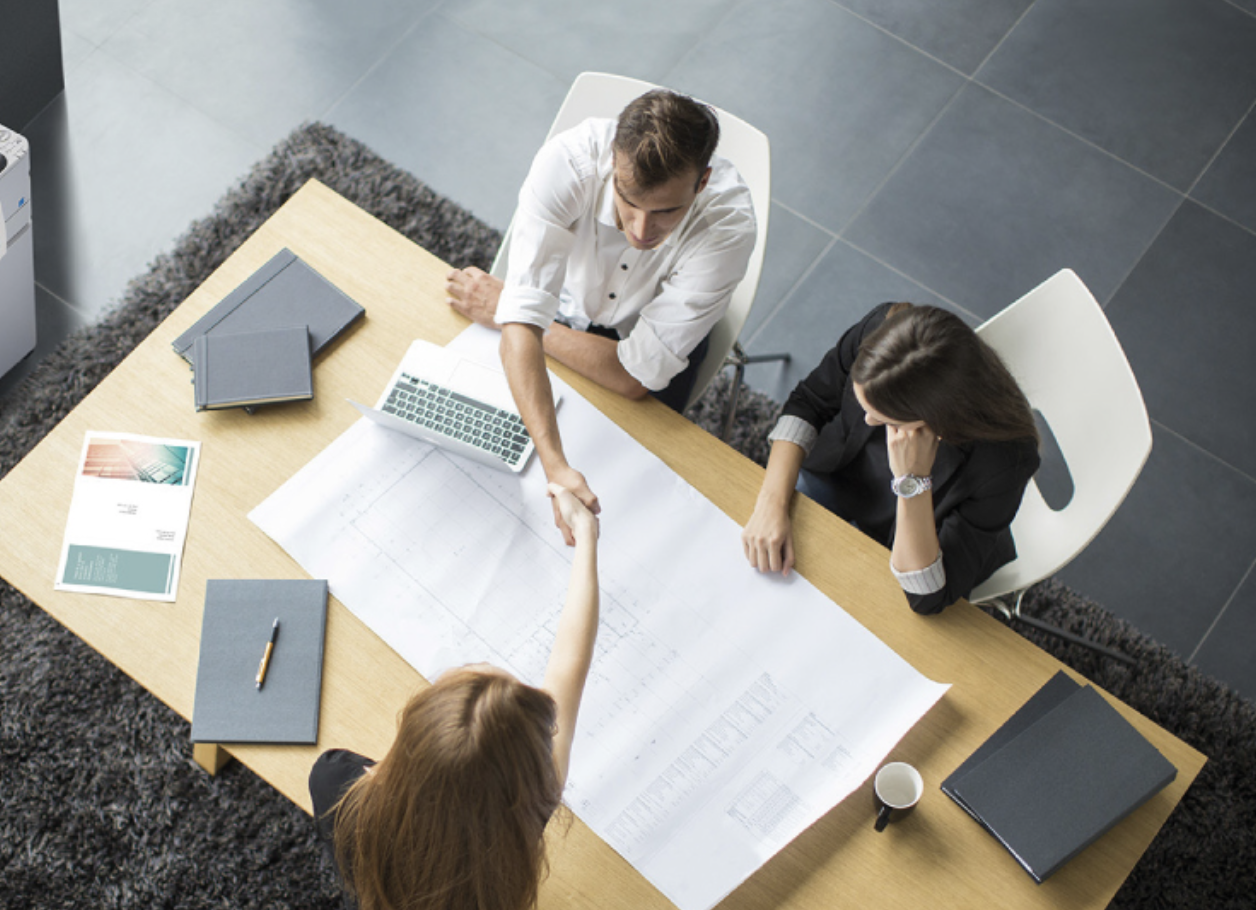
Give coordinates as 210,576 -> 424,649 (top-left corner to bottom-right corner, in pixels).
0,180 -> 1204,910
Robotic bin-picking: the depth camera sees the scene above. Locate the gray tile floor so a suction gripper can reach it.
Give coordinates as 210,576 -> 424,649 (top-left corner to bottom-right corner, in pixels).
4,0 -> 1255,699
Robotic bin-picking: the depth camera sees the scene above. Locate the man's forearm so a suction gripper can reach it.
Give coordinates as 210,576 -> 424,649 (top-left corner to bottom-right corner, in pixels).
500,323 -> 568,475
542,324 -> 649,399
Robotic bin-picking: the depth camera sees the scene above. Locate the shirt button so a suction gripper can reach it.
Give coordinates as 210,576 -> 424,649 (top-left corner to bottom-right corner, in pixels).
609,293 -> 617,300
620,263 -> 628,270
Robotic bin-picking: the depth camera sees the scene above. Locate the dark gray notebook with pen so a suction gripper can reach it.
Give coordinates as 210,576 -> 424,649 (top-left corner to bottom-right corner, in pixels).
172,248 -> 364,363
191,579 -> 328,745
942,671 -> 1177,883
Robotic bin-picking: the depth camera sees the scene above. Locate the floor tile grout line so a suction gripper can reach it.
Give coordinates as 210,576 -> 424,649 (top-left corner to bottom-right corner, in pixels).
820,0 -> 1250,209
1188,555 -> 1256,664
973,82 -> 1188,198
836,237 -> 983,323
318,6 -> 445,122
739,198 -> 841,348
820,0 -> 1256,247
743,234 -> 840,348
661,0 -> 759,91
969,0 -> 1040,75
822,0 -> 979,80
1095,196 -> 1187,311
968,85 -> 1256,249
1221,0 -> 1256,21
83,0 -> 165,48
744,230 -> 984,352
1186,192 -> 1256,241
835,83 -> 967,238
1183,96 -> 1256,199
86,41 -> 264,159
62,24 -> 103,51
1150,417 -> 1256,486
770,200 -> 839,238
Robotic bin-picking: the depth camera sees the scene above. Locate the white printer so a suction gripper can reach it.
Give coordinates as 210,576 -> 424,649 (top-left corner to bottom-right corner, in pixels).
0,124 -> 36,381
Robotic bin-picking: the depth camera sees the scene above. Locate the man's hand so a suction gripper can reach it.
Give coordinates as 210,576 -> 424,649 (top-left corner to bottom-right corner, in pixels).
446,267 -> 504,328
548,483 -> 599,544
547,464 -> 600,546
741,497 -> 796,576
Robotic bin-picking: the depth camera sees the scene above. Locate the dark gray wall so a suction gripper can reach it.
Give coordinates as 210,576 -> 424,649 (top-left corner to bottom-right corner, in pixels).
0,0 -> 65,130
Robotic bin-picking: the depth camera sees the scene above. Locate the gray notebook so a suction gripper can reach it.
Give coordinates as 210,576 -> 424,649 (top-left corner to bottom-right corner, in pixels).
172,248 -> 364,363
191,579 -> 328,745
192,324 -> 313,410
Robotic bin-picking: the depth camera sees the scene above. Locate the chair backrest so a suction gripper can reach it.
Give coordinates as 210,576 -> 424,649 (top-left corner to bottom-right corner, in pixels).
490,72 -> 771,410
969,269 -> 1152,602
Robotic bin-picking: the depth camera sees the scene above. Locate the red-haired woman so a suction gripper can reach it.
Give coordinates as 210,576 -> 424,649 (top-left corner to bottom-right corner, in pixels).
309,484 -> 599,910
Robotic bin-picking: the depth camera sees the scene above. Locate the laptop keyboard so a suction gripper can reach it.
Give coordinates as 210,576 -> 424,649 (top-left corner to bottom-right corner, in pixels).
381,372 -> 531,468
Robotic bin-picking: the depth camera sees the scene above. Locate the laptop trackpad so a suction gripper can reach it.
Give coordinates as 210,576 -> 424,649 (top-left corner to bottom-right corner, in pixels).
448,359 -> 514,411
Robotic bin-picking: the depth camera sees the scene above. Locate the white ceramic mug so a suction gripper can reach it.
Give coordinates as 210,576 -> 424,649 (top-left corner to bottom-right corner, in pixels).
873,762 -> 924,832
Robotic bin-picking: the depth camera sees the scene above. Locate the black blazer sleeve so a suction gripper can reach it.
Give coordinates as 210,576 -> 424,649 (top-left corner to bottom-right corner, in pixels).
309,749 -> 375,857
905,438 -> 1041,615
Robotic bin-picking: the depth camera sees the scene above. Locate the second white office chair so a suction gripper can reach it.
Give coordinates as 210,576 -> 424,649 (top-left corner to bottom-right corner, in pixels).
970,269 -> 1152,664
490,72 -> 784,439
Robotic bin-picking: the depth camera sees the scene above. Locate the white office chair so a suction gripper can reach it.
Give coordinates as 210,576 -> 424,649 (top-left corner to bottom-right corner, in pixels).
970,269 -> 1152,664
490,71 -> 784,439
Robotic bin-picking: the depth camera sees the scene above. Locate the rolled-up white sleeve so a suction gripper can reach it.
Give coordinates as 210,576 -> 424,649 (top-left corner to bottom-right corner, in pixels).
496,127 -> 601,330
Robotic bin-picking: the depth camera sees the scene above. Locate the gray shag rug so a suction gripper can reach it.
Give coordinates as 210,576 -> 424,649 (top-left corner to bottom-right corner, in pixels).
1,124 -> 1251,910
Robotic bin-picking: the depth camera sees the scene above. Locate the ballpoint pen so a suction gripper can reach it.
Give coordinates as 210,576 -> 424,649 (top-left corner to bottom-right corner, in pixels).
256,617 -> 279,690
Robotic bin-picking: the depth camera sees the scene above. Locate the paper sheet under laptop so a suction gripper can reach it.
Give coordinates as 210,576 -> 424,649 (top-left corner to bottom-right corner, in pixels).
251,325 -> 949,910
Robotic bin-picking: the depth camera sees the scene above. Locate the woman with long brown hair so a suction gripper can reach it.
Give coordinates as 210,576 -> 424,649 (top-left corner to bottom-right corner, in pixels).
309,484 -> 600,910
741,302 -> 1040,614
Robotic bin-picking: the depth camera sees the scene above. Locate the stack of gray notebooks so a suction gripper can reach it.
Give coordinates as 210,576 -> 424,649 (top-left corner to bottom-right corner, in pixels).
173,248 -> 365,411
942,671 -> 1177,883
190,579 -> 329,745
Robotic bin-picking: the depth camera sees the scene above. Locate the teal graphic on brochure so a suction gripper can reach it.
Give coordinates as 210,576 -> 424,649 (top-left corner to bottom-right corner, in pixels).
61,545 -> 177,596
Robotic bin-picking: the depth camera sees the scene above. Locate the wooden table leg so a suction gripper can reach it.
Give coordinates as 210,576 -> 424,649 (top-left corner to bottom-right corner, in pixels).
192,742 -> 233,775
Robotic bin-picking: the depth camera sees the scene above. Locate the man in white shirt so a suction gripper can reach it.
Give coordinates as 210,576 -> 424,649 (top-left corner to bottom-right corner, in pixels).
446,89 -> 756,542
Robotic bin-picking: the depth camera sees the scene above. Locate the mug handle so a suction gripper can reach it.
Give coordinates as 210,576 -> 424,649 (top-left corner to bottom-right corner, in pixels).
874,804 -> 891,832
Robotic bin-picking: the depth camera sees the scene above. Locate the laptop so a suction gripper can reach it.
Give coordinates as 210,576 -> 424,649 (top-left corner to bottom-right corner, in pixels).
349,339 -> 556,473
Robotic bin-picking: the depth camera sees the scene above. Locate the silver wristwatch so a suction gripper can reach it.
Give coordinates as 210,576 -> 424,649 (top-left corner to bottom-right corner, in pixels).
891,473 -> 933,498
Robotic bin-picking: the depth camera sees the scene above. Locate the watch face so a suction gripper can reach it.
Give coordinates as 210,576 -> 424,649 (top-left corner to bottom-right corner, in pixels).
894,475 -> 929,497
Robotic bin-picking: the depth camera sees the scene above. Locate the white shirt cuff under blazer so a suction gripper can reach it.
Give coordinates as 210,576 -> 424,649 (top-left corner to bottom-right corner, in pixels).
768,415 -> 819,455
891,551 -> 947,595
495,118 -> 757,391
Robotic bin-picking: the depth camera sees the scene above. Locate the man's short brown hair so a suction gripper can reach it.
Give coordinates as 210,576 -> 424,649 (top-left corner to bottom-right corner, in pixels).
613,90 -> 720,191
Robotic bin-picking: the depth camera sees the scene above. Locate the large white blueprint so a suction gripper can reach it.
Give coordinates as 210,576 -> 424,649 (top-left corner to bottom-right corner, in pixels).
250,326 -> 949,910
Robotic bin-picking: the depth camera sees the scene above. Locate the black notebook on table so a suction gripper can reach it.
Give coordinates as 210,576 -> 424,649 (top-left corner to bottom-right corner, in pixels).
942,671 -> 1177,883
172,248 -> 364,364
191,579 -> 328,745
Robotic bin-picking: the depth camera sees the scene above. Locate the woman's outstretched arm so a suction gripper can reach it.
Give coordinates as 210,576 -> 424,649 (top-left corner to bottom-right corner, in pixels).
542,483 -> 600,788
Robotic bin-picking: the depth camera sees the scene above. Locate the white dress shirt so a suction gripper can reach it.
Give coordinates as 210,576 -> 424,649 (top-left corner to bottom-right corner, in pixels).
495,118 -> 756,391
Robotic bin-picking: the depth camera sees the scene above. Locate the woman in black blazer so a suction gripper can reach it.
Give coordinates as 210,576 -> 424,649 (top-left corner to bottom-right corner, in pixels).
741,302 -> 1040,614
